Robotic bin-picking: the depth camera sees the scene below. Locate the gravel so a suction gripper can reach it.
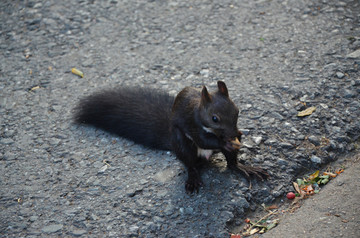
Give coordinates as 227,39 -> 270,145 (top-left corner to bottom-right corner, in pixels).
1,0 -> 359,237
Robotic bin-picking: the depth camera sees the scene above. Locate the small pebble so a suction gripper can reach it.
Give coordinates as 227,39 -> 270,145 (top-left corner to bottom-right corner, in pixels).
336,72 -> 345,79
311,155 -> 322,164
42,224 -> 63,233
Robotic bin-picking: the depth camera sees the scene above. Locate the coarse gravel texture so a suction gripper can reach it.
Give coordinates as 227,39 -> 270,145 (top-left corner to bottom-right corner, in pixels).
1,0 -> 359,237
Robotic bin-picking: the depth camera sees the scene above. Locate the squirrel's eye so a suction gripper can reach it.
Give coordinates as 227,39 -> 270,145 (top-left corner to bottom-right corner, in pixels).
212,115 -> 219,123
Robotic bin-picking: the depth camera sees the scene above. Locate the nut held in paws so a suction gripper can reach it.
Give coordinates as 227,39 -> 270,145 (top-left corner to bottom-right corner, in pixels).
231,138 -> 241,150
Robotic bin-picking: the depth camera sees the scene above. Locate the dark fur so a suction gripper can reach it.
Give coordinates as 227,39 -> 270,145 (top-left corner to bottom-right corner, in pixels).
75,82 -> 268,193
75,87 -> 174,150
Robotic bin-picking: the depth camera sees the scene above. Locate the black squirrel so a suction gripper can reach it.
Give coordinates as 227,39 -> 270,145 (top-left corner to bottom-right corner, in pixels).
75,81 -> 268,193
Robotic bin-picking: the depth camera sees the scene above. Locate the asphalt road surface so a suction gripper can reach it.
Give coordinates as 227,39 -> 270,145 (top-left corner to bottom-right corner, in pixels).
1,0 -> 359,237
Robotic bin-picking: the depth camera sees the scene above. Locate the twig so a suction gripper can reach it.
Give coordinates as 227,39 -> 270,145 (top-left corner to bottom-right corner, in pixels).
243,210 -> 278,235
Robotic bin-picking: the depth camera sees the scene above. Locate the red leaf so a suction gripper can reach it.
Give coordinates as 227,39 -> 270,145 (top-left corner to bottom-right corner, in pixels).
230,234 -> 241,238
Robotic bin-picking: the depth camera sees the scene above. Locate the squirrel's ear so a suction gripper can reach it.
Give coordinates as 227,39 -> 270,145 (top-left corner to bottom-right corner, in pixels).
217,81 -> 229,97
201,86 -> 212,104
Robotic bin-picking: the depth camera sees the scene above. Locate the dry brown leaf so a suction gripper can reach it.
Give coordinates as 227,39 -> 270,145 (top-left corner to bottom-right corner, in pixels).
71,68 -> 84,78
297,106 -> 316,117
293,182 -> 301,194
29,86 -> 40,92
323,172 -> 337,178
249,228 -> 260,235
336,168 -> 344,175
266,204 -> 279,210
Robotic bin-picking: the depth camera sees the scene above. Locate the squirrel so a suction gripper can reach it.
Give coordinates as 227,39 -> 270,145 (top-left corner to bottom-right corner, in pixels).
75,81 -> 268,193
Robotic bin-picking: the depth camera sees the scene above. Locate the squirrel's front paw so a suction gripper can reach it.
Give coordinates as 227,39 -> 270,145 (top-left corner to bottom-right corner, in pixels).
185,178 -> 203,194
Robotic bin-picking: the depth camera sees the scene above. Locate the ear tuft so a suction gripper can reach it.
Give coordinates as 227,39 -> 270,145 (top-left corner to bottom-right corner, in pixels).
217,81 -> 229,97
201,86 -> 212,104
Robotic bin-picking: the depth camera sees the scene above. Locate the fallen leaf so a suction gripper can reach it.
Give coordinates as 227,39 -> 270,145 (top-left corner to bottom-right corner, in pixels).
297,106 -> 316,117
243,224 -> 251,230
293,182 -> 301,194
71,68 -> 84,78
29,86 -> 40,92
302,184 -> 314,194
308,170 -> 320,181
320,178 -> 329,184
266,220 -> 279,231
323,172 -> 337,178
266,204 -> 279,210
296,178 -> 304,186
336,168 -> 344,175
249,228 -> 260,235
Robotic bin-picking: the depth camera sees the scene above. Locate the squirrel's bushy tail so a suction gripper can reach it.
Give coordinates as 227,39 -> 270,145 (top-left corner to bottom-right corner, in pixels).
74,87 -> 175,150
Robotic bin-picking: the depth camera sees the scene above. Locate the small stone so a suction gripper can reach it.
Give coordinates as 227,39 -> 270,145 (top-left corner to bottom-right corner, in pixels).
346,49 -> 360,59
200,69 -> 209,77
220,211 -> 234,222
33,2 -> 43,8
270,112 -> 284,120
329,140 -> 338,150
50,138 -> 61,146
82,58 -> 93,67
42,224 -> 63,233
300,95 -> 308,102
154,168 -> 176,183
335,72 -> 345,79
343,89 -> 356,98
93,161 -> 103,168
98,165 -> 108,173
4,129 -> 15,137
1,138 -> 14,145
71,229 -> 87,236
129,225 -> 139,233
277,159 -> 288,166
308,135 -> 320,146
280,142 -> 294,149
29,215 -> 39,222
352,79 -> 360,86
240,129 -> 250,135
252,136 -> 262,145
332,126 -> 342,134
144,221 -> 158,232
264,138 -> 278,146
185,207 -> 194,214
252,155 -> 264,163
259,187 -> 270,197
323,62 -> 337,70
319,103 -> 329,109
242,141 -> 255,149
310,155 -> 322,164
296,133 -> 306,140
